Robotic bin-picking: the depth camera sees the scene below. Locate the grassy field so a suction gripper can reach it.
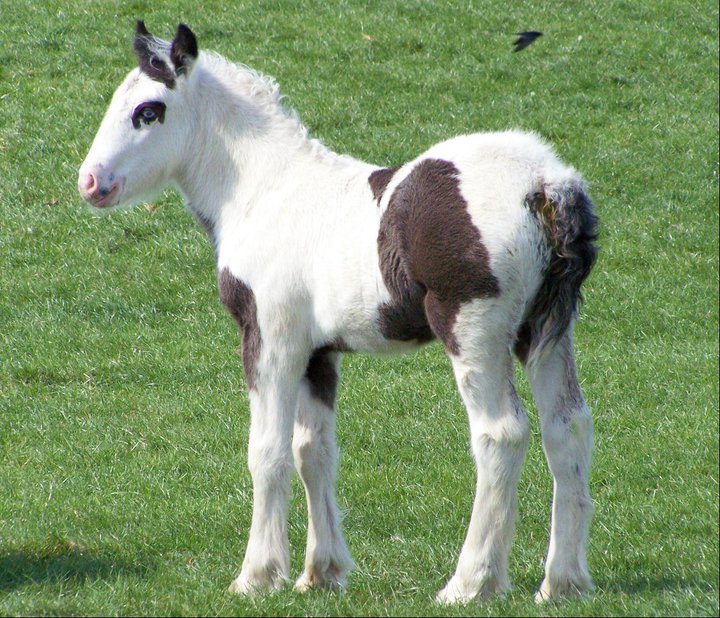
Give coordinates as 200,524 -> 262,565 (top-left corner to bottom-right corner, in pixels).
0,0 -> 718,615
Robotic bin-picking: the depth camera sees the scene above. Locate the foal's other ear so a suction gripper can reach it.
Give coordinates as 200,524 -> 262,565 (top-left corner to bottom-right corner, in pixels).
171,24 -> 199,78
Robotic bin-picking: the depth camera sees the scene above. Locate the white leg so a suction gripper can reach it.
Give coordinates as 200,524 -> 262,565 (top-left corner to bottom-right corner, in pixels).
228,374 -> 299,595
292,350 -> 354,591
526,330 -> 594,601
437,344 -> 530,604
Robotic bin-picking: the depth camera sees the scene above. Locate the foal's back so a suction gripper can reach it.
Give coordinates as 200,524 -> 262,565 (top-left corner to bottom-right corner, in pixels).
321,130 -> 575,357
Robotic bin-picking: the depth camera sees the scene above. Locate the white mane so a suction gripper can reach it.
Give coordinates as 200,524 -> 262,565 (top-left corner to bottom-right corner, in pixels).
192,50 -> 313,145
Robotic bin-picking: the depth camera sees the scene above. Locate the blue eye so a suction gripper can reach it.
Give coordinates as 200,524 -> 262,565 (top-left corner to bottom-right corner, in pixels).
132,101 -> 166,129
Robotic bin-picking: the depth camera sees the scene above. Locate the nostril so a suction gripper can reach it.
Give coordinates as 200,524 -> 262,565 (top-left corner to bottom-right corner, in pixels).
84,172 -> 98,193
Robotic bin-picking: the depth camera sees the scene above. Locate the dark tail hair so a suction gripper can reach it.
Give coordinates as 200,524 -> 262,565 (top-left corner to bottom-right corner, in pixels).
515,179 -> 599,365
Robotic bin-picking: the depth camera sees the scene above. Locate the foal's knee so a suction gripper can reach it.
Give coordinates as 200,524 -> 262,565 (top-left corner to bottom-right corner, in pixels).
292,428 -> 317,473
293,424 -> 336,478
470,408 -> 531,467
484,387 -> 530,441
248,439 -> 293,483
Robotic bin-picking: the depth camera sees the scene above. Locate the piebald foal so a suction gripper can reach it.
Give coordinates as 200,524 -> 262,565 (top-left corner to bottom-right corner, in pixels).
79,22 -> 598,603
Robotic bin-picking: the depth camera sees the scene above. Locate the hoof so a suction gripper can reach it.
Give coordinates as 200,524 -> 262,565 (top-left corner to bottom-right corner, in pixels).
436,584 -> 475,605
535,574 -> 594,603
436,573 -> 508,605
294,560 -> 349,593
228,569 -> 288,596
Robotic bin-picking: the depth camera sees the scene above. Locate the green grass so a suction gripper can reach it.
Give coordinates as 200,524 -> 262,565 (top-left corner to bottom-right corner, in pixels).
0,0 -> 718,615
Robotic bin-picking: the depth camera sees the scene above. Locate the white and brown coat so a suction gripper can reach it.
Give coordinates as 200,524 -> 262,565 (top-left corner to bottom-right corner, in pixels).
79,22 -> 599,603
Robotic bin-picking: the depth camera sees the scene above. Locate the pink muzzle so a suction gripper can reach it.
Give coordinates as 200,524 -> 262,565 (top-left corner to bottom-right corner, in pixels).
78,165 -> 124,208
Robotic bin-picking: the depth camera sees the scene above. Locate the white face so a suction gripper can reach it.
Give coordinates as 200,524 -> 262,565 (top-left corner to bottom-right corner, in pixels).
78,68 -> 187,210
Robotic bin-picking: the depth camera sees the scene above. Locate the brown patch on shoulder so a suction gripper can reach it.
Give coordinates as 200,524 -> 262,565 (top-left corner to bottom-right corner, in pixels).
218,268 -> 261,390
368,166 -> 400,202
377,159 -> 500,353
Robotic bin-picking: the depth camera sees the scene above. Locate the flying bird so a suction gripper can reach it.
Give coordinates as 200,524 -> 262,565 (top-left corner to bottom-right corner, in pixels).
474,29 -> 545,52
512,31 -> 543,52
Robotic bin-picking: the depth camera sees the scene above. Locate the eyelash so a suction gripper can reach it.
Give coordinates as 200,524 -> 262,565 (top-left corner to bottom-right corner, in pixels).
131,101 -> 166,129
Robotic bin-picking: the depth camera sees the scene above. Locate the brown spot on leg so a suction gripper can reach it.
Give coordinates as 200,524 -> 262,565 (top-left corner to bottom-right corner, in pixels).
304,347 -> 340,408
377,159 -> 500,350
218,268 -> 261,390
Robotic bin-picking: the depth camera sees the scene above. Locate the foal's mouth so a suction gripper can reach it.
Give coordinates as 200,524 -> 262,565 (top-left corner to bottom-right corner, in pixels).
81,178 -> 125,209
90,185 -> 121,208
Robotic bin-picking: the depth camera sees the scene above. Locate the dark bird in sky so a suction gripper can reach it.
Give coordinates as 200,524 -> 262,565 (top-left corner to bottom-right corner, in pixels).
513,31 -> 543,52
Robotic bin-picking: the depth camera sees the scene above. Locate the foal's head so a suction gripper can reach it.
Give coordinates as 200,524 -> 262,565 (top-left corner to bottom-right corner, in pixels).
78,22 -> 199,210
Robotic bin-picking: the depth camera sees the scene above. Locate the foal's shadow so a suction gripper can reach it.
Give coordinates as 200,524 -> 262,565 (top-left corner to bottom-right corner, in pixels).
0,541 -> 150,591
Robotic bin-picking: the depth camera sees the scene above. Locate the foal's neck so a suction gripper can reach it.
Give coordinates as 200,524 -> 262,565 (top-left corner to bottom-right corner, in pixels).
176,66 -> 367,231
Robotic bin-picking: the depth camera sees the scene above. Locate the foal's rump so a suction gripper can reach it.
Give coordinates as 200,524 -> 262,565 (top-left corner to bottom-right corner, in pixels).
375,130 -> 597,356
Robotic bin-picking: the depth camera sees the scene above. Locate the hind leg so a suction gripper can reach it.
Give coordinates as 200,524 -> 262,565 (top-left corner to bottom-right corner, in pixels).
524,328 -> 594,601
435,304 -> 531,603
292,349 -> 354,591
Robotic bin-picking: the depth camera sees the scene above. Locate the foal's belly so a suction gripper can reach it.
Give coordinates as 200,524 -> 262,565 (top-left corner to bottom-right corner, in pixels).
346,331 -> 430,356
324,289 -> 436,356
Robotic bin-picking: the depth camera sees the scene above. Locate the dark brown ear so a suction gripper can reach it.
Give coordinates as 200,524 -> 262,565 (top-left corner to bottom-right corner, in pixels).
134,21 -> 176,89
136,20 -> 150,38
170,23 -> 198,77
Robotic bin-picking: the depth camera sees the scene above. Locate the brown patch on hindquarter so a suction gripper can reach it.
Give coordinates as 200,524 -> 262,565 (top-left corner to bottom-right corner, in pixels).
377,159 -> 500,353
218,268 -> 261,390
368,166 -> 399,202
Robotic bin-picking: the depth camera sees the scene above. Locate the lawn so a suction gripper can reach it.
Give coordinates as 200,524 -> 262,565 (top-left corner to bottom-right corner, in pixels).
0,0 -> 718,615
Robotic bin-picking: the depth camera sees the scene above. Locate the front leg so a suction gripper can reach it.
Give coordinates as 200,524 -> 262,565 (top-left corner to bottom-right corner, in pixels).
228,373 -> 300,595
292,348 -> 354,592
219,268 -> 306,595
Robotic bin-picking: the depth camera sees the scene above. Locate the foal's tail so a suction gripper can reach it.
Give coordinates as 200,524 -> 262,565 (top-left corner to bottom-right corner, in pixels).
515,176 -> 599,366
